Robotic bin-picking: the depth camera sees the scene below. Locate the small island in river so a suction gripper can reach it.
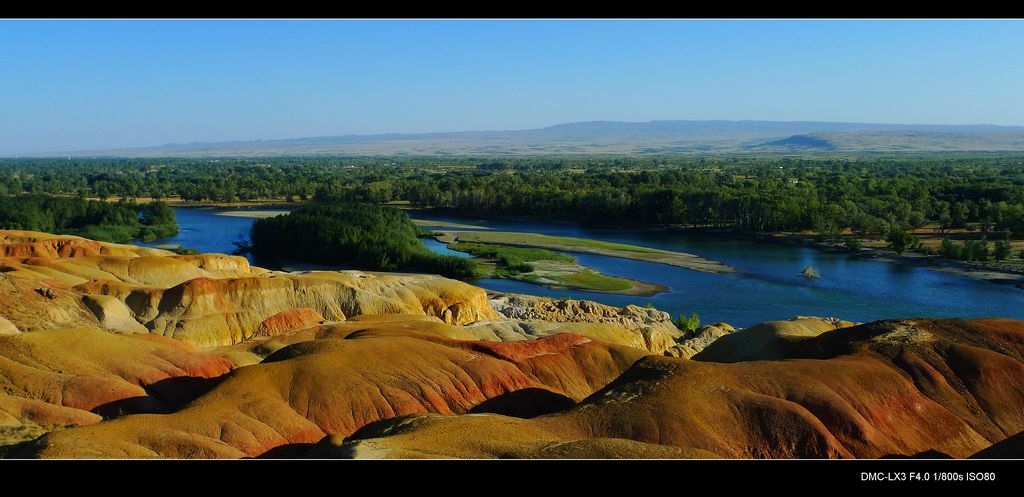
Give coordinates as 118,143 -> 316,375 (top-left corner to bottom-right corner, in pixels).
424,228 -> 737,296
434,230 -> 735,273
443,239 -> 668,296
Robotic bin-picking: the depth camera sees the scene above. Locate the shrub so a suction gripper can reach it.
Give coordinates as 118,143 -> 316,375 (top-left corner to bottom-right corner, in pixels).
886,228 -> 917,255
939,238 -> 962,259
993,240 -> 1012,261
675,312 -> 700,333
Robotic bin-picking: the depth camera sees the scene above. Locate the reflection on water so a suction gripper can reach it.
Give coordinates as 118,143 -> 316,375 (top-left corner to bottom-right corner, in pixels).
136,207 -> 1024,328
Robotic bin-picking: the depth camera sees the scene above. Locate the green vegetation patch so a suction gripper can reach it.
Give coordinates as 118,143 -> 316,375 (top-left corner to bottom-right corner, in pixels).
249,203 -> 479,279
444,239 -> 661,294
448,242 -> 576,267
0,194 -> 179,243
544,270 -> 634,292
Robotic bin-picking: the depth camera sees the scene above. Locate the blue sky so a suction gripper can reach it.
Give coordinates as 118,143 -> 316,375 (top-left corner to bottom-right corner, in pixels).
1,19 -> 1022,154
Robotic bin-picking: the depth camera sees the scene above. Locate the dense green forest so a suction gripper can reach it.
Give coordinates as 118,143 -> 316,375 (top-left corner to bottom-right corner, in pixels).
248,203 -> 478,278
3,156 -> 1024,248
0,194 -> 178,243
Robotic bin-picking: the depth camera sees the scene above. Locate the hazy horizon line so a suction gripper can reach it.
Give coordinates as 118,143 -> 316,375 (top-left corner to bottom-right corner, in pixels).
8,118 -> 1024,157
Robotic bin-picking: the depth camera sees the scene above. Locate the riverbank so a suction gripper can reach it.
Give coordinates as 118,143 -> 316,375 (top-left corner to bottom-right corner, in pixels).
412,219 -> 492,230
697,228 -> 1024,289
435,230 -> 736,274
160,203 -> 1024,289
216,210 -> 290,219
139,205 -> 1024,325
483,258 -> 667,297
212,210 -> 495,229
85,195 -> 310,209
442,241 -> 667,296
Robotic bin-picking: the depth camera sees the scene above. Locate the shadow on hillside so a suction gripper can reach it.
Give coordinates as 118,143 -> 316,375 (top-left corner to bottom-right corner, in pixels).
469,388 -> 575,418
255,442 -> 320,459
91,374 -> 228,419
253,388 -> 577,459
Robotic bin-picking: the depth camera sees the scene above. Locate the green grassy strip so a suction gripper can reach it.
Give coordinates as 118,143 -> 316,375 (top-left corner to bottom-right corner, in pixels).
448,242 -> 576,265
544,270 -> 634,292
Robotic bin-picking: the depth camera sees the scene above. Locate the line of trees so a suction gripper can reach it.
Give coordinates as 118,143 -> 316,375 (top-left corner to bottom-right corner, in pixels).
4,156 -> 1024,242
939,237 -> 1016,262
0,194 -> 178,243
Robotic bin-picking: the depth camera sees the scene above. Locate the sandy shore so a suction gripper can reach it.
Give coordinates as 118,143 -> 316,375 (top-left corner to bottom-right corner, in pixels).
215,210 -> 290,219
436,230 -> 735,274
151,243 -> 183,250
872,251 -> 1024,286
709,229 -> 1024,288
412,219 -> 492,230
800,240 -> 1024,287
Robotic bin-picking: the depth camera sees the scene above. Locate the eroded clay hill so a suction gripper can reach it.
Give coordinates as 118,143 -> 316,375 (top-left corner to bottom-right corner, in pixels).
17,316 -> 646,458
323,318 -> 1024,459
0,231 -> 672,454
0,230 -> 500,346
2,231 -> 1022,460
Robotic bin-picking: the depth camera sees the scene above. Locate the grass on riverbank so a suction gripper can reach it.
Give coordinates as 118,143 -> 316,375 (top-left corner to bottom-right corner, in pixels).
446,240 -> 666,295
449,242 -> 575,269
543,270 -> 634,292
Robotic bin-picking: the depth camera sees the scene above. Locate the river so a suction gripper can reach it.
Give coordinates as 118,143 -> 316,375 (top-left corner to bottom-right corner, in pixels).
136,207 -> 1024,328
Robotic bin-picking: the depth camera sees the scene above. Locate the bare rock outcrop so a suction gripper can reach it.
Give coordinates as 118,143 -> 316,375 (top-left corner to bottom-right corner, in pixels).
81,294 -> 148,334
666,322 -> 736,359
0,231 -> 501,347
487,293 -> 681,354
0,317 -> 19,336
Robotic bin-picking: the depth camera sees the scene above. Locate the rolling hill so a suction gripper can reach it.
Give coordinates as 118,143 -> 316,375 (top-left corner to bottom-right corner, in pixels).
23,120 -> 1024,157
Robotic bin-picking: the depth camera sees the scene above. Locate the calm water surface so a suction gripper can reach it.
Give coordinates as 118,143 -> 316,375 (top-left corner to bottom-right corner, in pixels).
137,207 -> 1024,328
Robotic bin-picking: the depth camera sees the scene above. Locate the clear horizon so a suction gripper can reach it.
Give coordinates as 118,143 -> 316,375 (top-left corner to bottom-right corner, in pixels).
2,19 -> 1023,154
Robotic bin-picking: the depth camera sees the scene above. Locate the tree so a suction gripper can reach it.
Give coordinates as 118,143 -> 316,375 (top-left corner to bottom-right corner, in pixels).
962,241 -> 977,261
976,238 -> 990,261
908,210 -> 928,229
935,201 -> 953,233
993,240 -> 1012,261
939,238 -> 962,259
886,228 -> 916,255
812,204 -> 845,243
249,203 -> 478,279
951,201 -> 970,229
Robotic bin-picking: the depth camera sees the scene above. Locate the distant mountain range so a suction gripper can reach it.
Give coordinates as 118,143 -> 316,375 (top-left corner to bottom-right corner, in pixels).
23,120 -> 1024,157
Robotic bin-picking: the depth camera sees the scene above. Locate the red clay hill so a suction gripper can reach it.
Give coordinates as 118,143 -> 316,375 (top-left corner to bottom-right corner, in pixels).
0,230 -> 1021,459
